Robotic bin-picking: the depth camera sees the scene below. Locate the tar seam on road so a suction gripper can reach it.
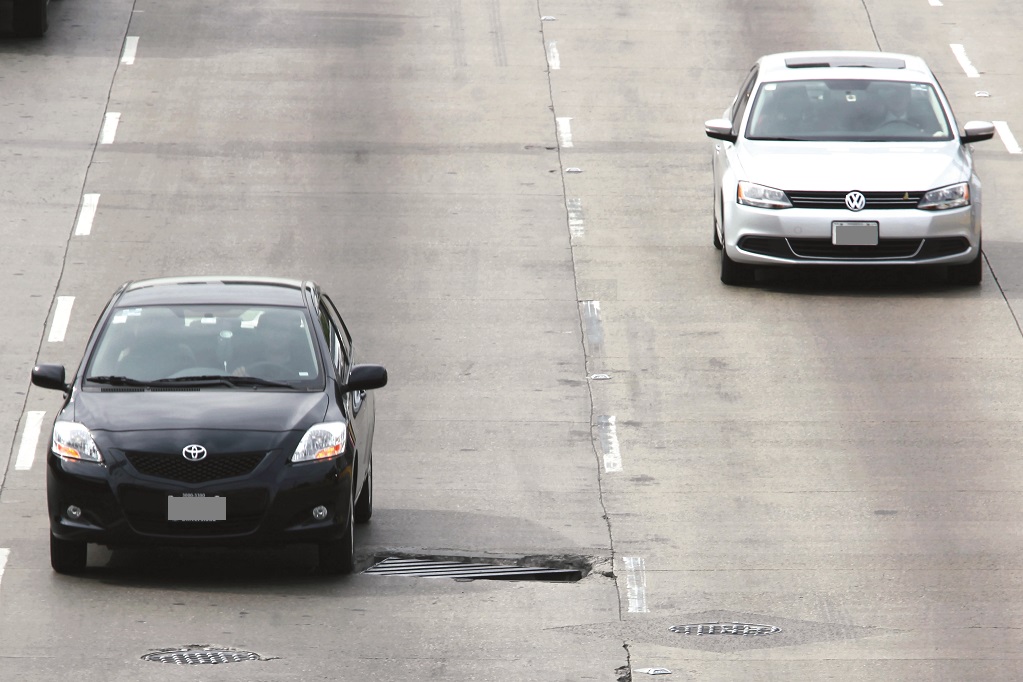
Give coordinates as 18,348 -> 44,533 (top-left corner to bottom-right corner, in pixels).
536,0 -> 623,620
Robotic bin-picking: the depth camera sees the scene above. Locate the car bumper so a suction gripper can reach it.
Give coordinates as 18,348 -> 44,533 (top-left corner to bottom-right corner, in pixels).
47,452 -> 353,548
724,203 -> 980,266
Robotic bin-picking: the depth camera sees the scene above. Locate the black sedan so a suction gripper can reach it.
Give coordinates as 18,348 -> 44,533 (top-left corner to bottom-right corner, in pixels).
31,276 -> 387,575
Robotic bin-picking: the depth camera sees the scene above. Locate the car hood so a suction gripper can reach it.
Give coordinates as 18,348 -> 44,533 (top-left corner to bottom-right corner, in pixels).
735,141 -> 971,191
74,389 -> 329,435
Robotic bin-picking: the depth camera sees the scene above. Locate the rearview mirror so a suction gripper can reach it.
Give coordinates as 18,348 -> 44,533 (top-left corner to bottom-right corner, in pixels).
32,364 -> 69,392
340,364 -> 388,393
961,120 -> 995,144
705,118 -> 736,142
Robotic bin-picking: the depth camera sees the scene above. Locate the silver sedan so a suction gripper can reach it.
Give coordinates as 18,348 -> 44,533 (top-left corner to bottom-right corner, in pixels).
706,51 -> 995,286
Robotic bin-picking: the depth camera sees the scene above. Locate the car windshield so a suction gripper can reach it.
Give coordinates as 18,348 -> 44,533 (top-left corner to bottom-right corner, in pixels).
745,79 -> 953,141
85,304 -> 322,386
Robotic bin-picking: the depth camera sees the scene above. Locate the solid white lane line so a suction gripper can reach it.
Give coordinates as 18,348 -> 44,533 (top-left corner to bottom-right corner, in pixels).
0,549 -> 9,588
121,36 -> 139,64
557,117 -> 573,148
567,197 -> 584,239
74,194 -> 100,236
929,0 -> 943,6
547,41 -> 560,70
950,44 -> 980,78
993,121 -> 1022,154
623,556 -> 649,613
47,296 -> 75,343
15,411 -> 45,471
100,112 -> 121,144
598,415 -> 622,473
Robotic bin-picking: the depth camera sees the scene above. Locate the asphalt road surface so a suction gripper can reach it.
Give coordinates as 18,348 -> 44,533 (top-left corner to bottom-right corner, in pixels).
2,0 -> 1022,680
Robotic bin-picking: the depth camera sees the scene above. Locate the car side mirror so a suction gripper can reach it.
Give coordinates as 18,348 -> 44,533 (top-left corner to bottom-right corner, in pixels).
32,364 -> 69,392
705,118 -> 737,143
340,364 -> 388,393
960,120 -> 995,144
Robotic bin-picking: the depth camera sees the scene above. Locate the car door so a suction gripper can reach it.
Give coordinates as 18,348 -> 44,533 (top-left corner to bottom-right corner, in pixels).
319,295 -> 373,476
714,66 -> 759,225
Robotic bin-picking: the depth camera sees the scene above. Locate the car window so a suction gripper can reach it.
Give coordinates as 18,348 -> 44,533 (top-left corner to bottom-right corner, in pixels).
745,79 -> 953,141
85,304 -> 322,386
321,295 -> 354,366
318,301 -> 348,379
730,66 -> 759,136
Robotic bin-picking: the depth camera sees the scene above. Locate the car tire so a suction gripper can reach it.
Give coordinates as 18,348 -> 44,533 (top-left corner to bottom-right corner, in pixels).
12,0 -> 48,38
720,246 -> 756,286
318,492 -> 355,575
50,532 -> 87,575
947,247 -> 983,286
353,459 -> 372,524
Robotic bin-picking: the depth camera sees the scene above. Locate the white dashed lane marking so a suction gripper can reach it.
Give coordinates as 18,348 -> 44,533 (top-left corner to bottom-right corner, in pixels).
121,36 -> 139,64
15,411 -> 45,471
950,44 -> 980,78
993,121 -> 1022,154
47,296 -> 75,343
100,112 -> 121,144
598,415 -> 622,473
74,194 -> 100,236
557,117 -> 573,148
547,41 -> 560,70
623,556 -> 649,613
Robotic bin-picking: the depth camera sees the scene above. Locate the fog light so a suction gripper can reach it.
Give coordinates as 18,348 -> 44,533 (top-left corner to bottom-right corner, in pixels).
312,505 -> 328,521
67,505 -> 82,520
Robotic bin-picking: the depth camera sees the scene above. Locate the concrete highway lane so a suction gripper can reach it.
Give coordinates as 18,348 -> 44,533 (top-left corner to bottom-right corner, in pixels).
1,0 -> 1022,680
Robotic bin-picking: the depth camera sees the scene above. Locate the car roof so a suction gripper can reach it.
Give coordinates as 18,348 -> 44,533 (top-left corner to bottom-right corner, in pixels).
756,51 -> 935,83
115,276 -> 315,307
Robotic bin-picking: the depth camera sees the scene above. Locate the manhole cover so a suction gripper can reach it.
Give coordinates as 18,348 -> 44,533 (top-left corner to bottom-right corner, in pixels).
142,646 -> 263,664
670,622 -> 780,636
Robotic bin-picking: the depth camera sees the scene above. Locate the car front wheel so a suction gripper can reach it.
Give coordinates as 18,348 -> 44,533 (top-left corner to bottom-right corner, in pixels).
12,0 -> 48,38
720,246 -> 756,286
354,460 -> 372,523
947,246 -> 983,286
319,492 -> 355,575
50,532 -> 87,575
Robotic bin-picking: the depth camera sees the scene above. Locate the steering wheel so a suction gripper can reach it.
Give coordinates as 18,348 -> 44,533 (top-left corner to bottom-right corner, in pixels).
876,118 -> 925,134
243,361 -> 294,379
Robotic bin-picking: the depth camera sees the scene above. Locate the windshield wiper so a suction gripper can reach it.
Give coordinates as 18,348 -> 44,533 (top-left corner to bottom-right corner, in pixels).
152,375 -> 294,389
85,375 -> 154,387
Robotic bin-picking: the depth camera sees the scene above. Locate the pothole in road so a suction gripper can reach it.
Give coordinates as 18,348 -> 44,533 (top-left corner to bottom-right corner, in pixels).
141,645 -> 271,665
363,553 -> 592,582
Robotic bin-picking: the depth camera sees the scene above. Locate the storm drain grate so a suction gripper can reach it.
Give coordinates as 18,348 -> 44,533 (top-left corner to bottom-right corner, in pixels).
141,646 -> 263,665
670,622 -> 780,636
364,557 -> 582,582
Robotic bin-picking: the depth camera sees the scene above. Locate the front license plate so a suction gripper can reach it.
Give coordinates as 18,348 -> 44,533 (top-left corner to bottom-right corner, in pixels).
833,221 -> 879,246
168,495 -> 226,522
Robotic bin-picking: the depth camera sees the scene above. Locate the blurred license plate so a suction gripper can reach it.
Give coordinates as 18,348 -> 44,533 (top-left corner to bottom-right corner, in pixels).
168,495 -> 225,522
833,221 -> 879,246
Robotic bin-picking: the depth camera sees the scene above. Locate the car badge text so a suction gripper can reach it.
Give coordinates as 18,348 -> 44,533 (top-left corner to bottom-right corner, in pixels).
845,191 -> 866,211
182,444 -> 208,461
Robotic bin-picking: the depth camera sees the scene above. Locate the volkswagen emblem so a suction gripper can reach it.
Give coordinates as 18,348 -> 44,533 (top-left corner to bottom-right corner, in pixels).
845,191 -> 866,211
182,444 -> 208,461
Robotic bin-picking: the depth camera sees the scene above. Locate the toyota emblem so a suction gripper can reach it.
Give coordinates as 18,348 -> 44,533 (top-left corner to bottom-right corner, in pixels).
182,444 -> 208,461
845,191 -> 866,211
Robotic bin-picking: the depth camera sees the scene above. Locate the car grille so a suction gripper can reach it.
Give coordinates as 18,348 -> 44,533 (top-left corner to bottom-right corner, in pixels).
119,487 -> 268,537
786,190 -> 925,209
739,236 -> 971,261
125,451 -> 268,484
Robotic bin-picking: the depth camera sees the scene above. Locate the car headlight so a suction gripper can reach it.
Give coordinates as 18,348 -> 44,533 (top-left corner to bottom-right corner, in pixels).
737,181 -> 792,209
918,182 -> 970,210
291,422 -> 349,463
52,422 -> 103,463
